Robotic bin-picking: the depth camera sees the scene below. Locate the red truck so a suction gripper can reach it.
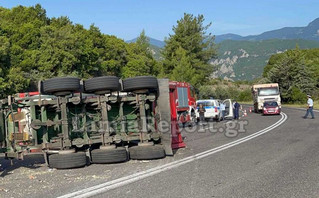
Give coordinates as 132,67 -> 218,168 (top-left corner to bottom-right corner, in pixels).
1,77 -> 191,168
169,81 -> 197,125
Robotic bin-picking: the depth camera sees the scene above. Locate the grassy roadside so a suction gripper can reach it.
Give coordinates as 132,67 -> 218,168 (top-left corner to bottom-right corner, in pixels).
282,101 -> 319,109
238,101 -> 253,105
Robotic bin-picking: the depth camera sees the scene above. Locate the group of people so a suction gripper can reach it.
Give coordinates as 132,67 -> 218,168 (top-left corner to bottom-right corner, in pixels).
197,100 -> 241,123
219,100 -> 241,120
197,94 -> 315,124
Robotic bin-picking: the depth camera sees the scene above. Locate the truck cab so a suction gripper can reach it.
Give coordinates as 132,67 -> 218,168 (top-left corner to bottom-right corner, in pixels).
169,81 -> 197,125
252,83 -> 281,113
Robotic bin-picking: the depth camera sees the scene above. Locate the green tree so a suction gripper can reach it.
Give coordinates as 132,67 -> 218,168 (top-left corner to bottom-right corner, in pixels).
0,36 -> 10,96
198,85 -> 214,99
289,86 -> 306,104
0,5 -> 165,97
100,35 -> 128,76
122,30 -> 159,78
135,30 -> 150,55
238,88 -> 252,102
161,13 -> 217,86
266,49 -> 316,102
170,47 -> 196,84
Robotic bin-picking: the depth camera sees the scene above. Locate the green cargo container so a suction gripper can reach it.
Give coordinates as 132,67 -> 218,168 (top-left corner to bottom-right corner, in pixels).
0,76 -> 172,169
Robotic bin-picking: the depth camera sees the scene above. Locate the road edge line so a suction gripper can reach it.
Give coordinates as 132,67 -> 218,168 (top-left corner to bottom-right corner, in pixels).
58,112 -> 288,198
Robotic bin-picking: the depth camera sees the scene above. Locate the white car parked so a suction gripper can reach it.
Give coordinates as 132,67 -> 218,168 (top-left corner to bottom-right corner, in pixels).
196,99 -> 234,121
196,99 -> 220,121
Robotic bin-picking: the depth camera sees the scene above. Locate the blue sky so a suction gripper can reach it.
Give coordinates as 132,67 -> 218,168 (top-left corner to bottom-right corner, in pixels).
1,0 -> 319,41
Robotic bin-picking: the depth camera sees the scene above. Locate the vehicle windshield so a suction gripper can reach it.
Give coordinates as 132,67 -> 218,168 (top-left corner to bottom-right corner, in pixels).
197,101 -> 214,107
258,88 -> 279,96
264,101 -> 278,107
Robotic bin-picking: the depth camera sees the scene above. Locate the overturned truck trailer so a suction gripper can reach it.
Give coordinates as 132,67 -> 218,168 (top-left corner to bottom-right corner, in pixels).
0,76 -> 186,169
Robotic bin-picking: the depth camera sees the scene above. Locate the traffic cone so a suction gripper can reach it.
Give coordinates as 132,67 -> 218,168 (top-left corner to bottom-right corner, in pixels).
249,107 -> 252,113
244,110 -> 247,117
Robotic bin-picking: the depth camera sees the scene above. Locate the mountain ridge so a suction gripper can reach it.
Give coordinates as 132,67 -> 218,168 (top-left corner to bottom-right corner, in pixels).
127,17 -> 319,47
215,17 -> 319,43
126,18 -> 319,81
126,37 -> 165,48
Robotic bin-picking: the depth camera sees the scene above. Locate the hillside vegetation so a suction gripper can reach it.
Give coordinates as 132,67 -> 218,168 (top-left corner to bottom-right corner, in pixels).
198,79 -> 252,101
1,4 -> 318,104
262,48 -> 319,103
135,18 -> 319,82
0,5 -> 160,97
211,39 -> 319,81
147,39 -> 319,82
0,5 -> 217,97
206,47 -> 319,103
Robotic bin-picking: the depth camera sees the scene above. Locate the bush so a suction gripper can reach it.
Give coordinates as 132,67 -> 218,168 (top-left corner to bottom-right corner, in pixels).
198,86 -> 215,99
198,85 -> 252,101
227,87 -> 240,100
238,88 -> 252,101
289,86 -> 306,104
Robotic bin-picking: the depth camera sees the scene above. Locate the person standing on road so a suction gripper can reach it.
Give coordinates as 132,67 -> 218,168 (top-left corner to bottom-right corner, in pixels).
233,101 -> 241,120
198,103 -> 206,123
303,95 -> 315,119
219,102 -> 226,121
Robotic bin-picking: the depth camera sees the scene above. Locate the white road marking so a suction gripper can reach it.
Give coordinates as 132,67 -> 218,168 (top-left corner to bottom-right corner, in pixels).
59,112 -> 288,198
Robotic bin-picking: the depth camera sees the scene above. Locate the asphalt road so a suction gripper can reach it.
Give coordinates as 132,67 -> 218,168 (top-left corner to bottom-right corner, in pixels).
1,107 -> 318,198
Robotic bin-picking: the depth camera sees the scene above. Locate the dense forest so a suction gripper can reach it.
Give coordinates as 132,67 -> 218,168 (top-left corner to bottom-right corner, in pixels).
0,4 -> 216,97
263,48 -> 319,103
0,5 -> 162,97
1,4 -> 318,103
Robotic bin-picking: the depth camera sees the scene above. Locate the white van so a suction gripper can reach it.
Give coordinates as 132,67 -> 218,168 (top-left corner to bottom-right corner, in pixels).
196,99 -> 234,121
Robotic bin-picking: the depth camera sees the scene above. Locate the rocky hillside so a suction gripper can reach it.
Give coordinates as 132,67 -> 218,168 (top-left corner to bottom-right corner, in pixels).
210,39 -> 319,81
128,17 -> 319,81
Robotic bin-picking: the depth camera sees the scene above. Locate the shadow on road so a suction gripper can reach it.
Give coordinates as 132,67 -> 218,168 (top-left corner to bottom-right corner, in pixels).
0,154 -> 45,177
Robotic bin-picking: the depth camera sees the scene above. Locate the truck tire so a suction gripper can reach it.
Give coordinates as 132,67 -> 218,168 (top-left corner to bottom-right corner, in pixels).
43,77 -> 80,95
91,147 -> 128,164
84,76 -> 120,94
48,152 -> 87,169
129,145 -> 165,160
122,76 -> 158,92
